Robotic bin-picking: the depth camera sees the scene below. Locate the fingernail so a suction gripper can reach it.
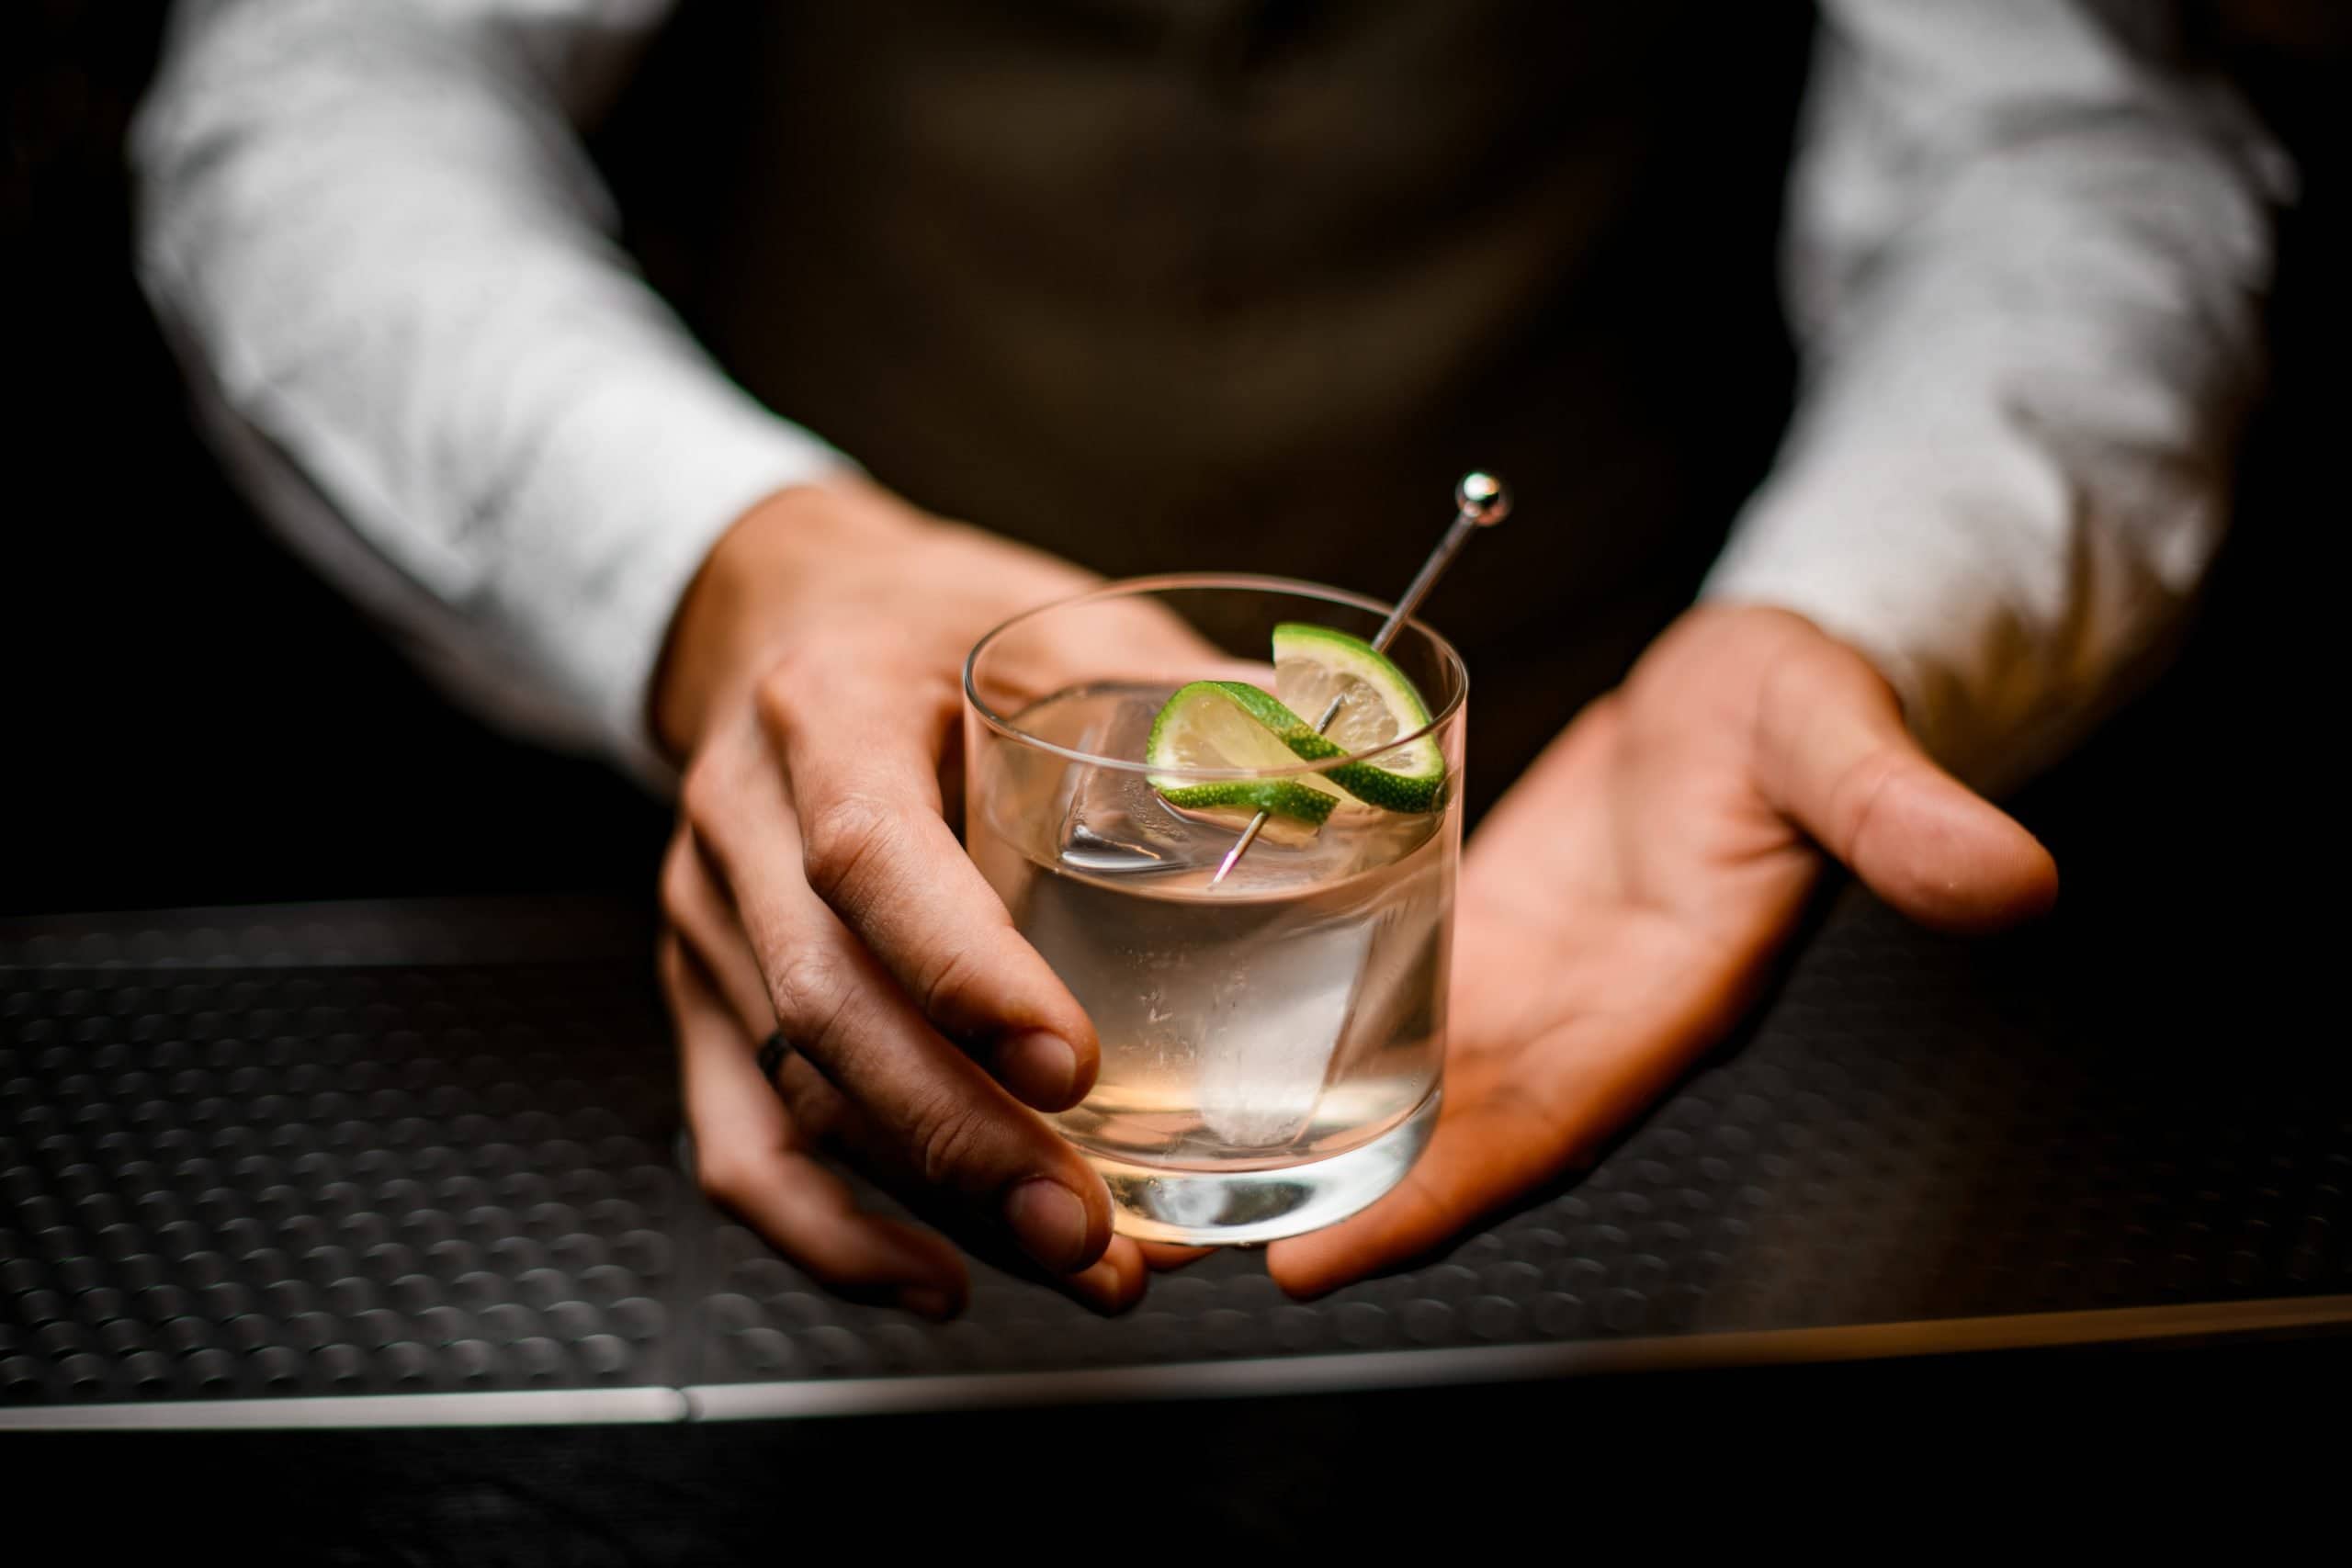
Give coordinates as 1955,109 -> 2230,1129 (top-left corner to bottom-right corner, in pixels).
998,1030 -> 1080,1105
1069,1257 -> 1130,1312
1004,1177 -> 1091,1272
897,1286 -> 958,1321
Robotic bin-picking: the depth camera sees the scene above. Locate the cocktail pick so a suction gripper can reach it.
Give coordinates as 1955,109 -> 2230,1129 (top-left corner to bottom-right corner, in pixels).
1210,471 -> 1510,886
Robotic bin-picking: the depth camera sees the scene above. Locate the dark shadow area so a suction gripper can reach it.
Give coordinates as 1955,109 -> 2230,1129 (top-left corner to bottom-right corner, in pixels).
4,4 -> 669,919
3,2 -> 2347,1547
7,5 -> 2340,924
14,1330 -> 2350,1557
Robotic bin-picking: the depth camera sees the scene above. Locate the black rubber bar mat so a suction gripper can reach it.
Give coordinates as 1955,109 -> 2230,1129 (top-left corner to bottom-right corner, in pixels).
4,894 -> 2347,1422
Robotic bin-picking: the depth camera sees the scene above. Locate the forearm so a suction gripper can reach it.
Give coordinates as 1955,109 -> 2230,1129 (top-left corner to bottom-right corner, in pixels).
133,0 -> 844,780
1703,0 -> 2290,790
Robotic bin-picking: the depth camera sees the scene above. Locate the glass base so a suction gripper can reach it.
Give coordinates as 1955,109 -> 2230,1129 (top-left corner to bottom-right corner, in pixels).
1088,1086 -> 1442,1247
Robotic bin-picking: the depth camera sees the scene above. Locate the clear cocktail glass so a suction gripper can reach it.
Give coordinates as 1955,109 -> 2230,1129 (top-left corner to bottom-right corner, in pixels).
963,574 -> 1466,1245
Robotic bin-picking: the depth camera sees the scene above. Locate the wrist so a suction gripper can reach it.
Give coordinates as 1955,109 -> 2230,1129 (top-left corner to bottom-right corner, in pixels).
1640,601 -> 1849,698
649,475 -> 923,762
1617,602 -> 1906,774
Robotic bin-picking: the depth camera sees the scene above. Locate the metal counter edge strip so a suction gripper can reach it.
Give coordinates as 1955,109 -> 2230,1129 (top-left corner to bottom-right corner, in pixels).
0,1385 -> 688,1430
4,1294 -> 2346,1430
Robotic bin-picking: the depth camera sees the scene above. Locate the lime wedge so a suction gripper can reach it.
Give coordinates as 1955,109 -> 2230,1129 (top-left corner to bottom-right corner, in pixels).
1271,623 -> 1446,813
1147,681 -> 1347,847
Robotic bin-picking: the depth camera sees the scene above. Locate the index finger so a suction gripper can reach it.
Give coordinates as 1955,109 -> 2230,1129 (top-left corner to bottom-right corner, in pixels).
759,648 -> 1100,1109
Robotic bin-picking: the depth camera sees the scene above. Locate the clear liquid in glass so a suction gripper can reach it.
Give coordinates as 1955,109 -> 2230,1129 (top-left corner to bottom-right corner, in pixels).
968,682 -> 1453,1241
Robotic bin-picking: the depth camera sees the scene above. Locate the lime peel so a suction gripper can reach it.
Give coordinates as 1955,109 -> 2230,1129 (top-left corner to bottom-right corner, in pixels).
1270,623 -> 1446,813
1146,681 -> 1345,846
1146,622 -> 1450,837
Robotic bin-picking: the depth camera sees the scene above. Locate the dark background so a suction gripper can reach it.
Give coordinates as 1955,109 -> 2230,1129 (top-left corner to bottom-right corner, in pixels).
3,3 -> 2349,1547
4,2 -> 2345,922
4,4 -> 669,919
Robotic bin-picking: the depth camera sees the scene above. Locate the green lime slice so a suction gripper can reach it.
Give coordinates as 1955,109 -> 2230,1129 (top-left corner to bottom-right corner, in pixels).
1270,623 -> 1446,813
1147,681 -> 1347,847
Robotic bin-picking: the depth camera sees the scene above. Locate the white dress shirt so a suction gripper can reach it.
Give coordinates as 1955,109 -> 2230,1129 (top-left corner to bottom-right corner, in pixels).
132,0 -> 2290,792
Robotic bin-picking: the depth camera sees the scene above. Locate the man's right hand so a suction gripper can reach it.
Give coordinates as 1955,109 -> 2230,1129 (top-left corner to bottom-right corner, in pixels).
650,477 -> 1148,1318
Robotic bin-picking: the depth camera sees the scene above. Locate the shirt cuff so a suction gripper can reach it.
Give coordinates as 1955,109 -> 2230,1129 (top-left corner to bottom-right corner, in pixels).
515,366 -> 854,791
1697,438 -> 2096,797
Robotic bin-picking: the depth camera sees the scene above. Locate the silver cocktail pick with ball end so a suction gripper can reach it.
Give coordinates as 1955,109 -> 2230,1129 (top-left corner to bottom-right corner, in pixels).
1210,471 -> 1511,886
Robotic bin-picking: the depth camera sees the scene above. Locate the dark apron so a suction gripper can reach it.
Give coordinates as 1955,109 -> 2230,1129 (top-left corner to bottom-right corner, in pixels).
601,0 -> 1814,812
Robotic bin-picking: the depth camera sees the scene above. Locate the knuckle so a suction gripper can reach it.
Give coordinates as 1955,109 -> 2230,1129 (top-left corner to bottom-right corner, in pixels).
910,1091 -> 997,1190
915,942 -> 985,1025
679,759 -> 731,842
766,944 -> 854,1047
753,649 -> 827,739
657,842 -> 701,925
1826,746 -> 1905,862
800,794 -> 899,907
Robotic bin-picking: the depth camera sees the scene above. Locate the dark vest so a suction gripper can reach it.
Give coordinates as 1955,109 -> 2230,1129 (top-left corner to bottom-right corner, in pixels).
601,1 -> 1814,807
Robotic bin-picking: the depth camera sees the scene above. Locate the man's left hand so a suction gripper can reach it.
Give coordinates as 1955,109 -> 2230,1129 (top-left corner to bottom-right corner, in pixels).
1267,604 -> 2059,1296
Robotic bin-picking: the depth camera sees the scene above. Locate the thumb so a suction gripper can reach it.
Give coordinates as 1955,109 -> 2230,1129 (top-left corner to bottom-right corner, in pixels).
1752,627 -> 2058,934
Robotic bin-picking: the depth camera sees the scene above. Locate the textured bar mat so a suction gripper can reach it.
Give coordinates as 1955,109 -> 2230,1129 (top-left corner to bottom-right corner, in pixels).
4,893 -> 2347,1419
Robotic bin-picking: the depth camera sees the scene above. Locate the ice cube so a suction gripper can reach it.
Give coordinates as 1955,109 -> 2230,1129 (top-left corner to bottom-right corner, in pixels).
1055,697 -> 1222,875
1194,914 -> 1374,1148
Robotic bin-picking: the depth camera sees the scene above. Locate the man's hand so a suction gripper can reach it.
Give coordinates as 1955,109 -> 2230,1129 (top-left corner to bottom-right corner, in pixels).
1268,604 -> 2058,1296
652,477 -> 1161,1317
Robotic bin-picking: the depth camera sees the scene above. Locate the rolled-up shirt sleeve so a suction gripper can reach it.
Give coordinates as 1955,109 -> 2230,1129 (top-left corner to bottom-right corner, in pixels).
133,0 -> 848,783
1702,0 -> 2292,790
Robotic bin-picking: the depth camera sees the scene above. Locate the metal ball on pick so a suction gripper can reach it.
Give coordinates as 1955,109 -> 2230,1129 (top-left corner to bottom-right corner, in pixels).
1455,471 -> 1511,526
1210,471 -> 1512,885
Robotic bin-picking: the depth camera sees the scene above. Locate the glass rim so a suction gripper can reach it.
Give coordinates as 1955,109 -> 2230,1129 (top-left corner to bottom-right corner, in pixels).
962,571 -> 1469,781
